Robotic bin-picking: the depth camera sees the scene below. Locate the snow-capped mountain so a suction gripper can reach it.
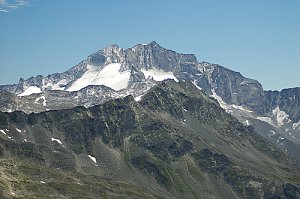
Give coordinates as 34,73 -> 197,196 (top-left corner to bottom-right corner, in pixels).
0,41 -> 299,158
0,41 -> 191,112
5,42 -> 181,95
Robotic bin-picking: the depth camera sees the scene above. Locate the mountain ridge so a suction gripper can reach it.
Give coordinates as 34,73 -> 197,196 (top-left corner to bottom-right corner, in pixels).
0,79 -> 299,198
0,41 -> 299,162
0,41 -> 295,102
1,41 -> 298,125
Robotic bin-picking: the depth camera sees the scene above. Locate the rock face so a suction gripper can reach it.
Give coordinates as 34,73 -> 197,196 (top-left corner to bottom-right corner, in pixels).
0,80 -> 299,198
265,88 -> 300,122
197,63 -> 270,114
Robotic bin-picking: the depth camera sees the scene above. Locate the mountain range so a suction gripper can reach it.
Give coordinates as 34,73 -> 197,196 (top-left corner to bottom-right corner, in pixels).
0,80 -> 299,198
0,41 -> 299,159
0,41 -> 299,198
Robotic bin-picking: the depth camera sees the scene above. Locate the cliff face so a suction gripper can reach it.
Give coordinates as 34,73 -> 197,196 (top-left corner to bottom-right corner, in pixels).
265,88 -> 300,122
196,63 -> 270,114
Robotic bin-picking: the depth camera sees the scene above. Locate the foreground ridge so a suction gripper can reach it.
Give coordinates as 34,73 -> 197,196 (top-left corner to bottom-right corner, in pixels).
0,80 -> 299,198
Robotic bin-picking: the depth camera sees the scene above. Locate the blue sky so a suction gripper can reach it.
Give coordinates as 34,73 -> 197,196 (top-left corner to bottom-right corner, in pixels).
0,0 -> 299,90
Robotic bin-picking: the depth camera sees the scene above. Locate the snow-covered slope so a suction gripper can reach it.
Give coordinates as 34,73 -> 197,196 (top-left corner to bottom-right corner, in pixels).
272,107 -> 291,127
141,68 -> 177,82
67,63 -> 131,91
18,86 -> 42,96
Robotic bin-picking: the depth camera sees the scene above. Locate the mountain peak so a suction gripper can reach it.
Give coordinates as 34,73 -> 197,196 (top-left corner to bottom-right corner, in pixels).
132,41 -> 162,49
102,44 -> 121,53
149,40 -> 160,47
106,43 -> 120,48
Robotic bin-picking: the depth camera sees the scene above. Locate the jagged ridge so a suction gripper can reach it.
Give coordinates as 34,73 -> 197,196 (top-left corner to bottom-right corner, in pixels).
0,80 -> 299,198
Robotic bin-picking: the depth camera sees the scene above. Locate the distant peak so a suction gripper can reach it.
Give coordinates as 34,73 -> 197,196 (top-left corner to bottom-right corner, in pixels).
99,44 -> 122,54
149,41 -> 159,46
106,44 -> 120,49
131,41 -> 164,50
136,41 -> 161,47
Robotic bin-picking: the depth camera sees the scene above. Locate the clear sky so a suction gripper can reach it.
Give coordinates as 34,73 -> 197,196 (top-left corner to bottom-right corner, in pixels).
0,0 -> 299,90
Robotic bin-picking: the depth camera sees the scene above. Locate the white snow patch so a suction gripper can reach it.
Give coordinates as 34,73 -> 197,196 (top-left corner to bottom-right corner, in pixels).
51,137 -> 62,145
293,121 -> 300,130
255,107 -> 291,128
52,79 -> 68,90
34,96 -> 47,107
67,63 -> 130,91
279,137 -> 285,141
134,95 -> 143,101
16,128 -> 21,133
243,120 -> 250,126
232,104 -> 253,113
257,117 -> 275,126
88,155 -> 97,163
18,86 -> 42,96
272,107 -> 291,127
141,68 -> 178,82
192,80 -> 202,90
211,90 -> 230,110
0,130 -> 6,135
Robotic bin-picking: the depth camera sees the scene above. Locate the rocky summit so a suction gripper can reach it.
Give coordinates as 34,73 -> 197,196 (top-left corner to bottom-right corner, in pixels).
0,80 -> 299,198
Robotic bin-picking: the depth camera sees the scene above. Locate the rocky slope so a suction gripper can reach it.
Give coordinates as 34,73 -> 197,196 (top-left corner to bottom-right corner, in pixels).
0,80 -> 299,198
